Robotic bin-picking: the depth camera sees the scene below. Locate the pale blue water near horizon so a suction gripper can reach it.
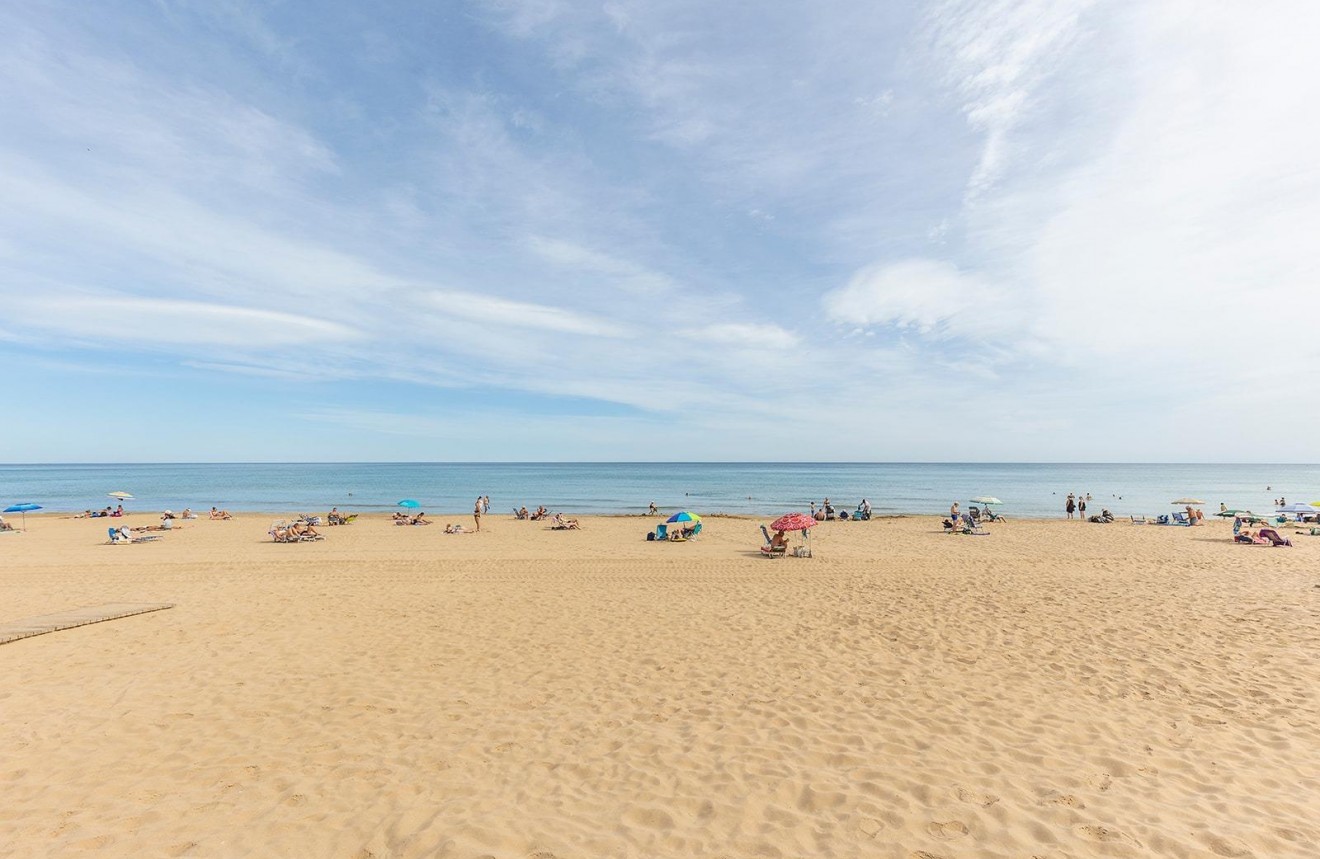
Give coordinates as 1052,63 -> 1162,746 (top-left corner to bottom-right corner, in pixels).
2,463 -> 1317,519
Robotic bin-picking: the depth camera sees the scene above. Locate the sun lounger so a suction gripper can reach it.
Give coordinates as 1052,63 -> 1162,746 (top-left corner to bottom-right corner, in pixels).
759,524 -> 787,557
108,527 -> 159,544
1130,515 -> 1149,525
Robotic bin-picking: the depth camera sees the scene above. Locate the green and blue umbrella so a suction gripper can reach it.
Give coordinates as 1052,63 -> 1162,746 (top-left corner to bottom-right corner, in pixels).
666,511 -> 701,524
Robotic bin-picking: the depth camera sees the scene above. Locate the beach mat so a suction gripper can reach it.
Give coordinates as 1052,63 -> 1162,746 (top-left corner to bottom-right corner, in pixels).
0,603 -> 174,646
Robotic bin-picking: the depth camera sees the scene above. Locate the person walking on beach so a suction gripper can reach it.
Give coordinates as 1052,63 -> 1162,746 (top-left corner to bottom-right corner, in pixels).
950,501 -> 960,523
1065,494 -> 1076,519
473,497 -> 483,532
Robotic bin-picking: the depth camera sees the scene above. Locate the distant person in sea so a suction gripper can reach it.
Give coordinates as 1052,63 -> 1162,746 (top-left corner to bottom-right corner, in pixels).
473,497 -> 482,532
1065,494 -> 1076,519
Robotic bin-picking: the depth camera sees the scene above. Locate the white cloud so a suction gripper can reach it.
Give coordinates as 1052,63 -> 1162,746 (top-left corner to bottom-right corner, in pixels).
421,291 -> 629,338
925,0 -> 1094,201
679,323 -> 799,350
9,296 -> 360,347
822,259 -> 1018,340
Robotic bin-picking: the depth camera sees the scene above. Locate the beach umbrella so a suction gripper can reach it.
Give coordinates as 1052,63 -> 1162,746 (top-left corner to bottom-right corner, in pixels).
397,499 -> 420,509
1171,498 -> 1204,505
3,502 -> 42,530
665,511 -> 701,524
108,491 -> 134,500
770,512 -> 818,555
970,496 -> 1002,505
770,512 -> 818,532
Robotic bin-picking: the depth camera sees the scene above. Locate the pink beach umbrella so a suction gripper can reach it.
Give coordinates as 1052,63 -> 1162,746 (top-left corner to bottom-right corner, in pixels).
770,512 -> 818,556
770,512 -> 817,532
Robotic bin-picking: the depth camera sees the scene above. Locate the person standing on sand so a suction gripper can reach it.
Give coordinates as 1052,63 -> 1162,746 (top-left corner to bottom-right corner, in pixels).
950,501 -> 960,522
1078,496 -> 1087,519
1066,494 -> 1076,519
473,497 -> 482,532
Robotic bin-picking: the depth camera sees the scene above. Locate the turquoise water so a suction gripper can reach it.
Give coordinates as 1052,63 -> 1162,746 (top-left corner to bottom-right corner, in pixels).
1,462 -> 1316,518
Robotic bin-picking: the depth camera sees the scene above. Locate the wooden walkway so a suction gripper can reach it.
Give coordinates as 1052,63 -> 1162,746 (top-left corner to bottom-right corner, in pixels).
0,603 -> 174,646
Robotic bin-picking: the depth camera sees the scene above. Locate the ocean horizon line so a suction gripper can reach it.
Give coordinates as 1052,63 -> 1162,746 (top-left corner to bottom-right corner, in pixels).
4,460 -> 1318,467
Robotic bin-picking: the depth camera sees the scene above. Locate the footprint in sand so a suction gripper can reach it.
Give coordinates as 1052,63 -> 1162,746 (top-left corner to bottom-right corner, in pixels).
1198,834 -> 1254,857
1039,790 -> 1084,808
1086,772 -> 1113,791
926,820 -> 969,840
1076,824 -> 1134,845
955,786 -> 999,807
858,817 -> 885,838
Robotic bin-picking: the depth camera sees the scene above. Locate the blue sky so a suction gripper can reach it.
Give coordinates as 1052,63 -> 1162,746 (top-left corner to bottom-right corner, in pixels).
2,1 -> 1317,462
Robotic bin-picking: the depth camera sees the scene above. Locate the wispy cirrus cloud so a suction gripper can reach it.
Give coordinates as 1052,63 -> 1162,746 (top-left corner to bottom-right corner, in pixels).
2,1 -> 1317,461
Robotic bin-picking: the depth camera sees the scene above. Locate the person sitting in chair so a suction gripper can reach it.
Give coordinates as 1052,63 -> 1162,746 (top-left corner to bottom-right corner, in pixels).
0,516 -> 13,532
771,529 -> 789,551
290,520 -> 319,539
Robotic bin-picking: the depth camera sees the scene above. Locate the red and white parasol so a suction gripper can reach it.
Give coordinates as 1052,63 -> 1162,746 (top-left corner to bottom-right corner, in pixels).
770,512 -> 817,532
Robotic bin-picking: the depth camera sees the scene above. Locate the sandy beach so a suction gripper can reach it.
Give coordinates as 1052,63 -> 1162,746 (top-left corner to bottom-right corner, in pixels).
2,512 -> 1318,858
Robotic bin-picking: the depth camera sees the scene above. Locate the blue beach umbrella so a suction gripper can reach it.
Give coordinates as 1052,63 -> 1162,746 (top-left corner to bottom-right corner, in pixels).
397,499 -> 421,509
3,502 -> 43,531
666,511 -> 701,524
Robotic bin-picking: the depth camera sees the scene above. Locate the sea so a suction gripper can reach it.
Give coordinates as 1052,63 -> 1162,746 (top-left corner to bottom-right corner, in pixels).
1,462 -> 1317,519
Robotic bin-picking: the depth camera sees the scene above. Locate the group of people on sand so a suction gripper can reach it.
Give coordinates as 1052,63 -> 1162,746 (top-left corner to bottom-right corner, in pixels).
1064,493 -> 1091,519
514,505 -> 550,521
809,498 -> 871,521
77,505 -> 125,518
393,511 -> 431,526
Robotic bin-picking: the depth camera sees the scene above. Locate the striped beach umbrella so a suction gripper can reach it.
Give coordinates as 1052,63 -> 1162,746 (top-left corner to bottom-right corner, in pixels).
665,511 -> 701,524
